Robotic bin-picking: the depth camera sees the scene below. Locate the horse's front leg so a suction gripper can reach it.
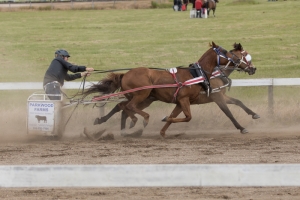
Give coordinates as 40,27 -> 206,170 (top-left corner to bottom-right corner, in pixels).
213,96 -> 248,134
160,104 -> 183,138
166,98 -> 192,123
224,94 -> 260,119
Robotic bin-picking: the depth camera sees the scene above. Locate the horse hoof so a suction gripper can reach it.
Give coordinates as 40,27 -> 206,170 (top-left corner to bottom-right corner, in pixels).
143,120 -> 148,127
241,129 -> 248,134
161,116 -> 168,122
252,114 -> 260,119
124,129 -> 143,138
160,130 -> 166,138
93,118 -> 100,125
129,121 -> 137,129
94,117 -> 105,125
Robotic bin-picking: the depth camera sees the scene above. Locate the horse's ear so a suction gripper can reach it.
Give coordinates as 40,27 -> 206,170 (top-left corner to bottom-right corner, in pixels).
233,42 -> 243,51
212,41 -> 216,47
238,43 -> 243,50
233,43 -> 238,49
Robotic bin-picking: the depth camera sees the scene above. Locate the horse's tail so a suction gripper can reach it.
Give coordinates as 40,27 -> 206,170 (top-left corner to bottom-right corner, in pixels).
82,72 -> 124,98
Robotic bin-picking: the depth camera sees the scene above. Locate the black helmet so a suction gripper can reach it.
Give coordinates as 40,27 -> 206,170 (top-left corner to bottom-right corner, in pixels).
55,49 -> 70,58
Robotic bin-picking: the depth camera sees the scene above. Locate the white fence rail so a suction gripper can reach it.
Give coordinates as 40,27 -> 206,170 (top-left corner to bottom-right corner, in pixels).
1,78 -> 299,114
0,81 -> 95,90
1,164 -> 300,187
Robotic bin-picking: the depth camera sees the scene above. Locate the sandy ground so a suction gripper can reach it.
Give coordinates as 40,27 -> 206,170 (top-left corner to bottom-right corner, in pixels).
1,100 -> 300,199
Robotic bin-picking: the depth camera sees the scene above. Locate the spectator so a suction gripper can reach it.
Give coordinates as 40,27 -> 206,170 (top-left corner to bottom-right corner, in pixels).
195,0 -> 203,17
182,0 -> 188,11
173,0 -> 182,11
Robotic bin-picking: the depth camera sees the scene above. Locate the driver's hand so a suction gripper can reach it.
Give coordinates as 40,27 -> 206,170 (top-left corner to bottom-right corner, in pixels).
86,67 -> 94,72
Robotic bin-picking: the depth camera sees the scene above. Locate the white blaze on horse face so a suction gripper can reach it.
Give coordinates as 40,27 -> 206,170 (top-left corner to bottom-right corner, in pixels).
245,54 -> 252,62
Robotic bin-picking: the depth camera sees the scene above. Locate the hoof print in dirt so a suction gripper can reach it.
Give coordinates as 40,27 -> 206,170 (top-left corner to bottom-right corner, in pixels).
166,133 -> 186,139
100,133 -> 115,140
94,129 -> 106,139
83,127 -> 106,141
124,129 -> 143,138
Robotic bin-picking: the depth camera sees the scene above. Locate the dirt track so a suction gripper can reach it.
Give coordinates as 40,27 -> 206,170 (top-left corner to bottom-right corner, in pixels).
1,105 -> 300,199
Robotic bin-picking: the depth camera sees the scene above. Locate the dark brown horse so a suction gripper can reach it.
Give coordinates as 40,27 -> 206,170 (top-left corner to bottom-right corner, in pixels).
85,42 -> 256,137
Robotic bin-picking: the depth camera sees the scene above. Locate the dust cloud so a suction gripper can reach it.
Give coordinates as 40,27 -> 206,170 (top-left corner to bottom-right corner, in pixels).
0,99 -> 299,143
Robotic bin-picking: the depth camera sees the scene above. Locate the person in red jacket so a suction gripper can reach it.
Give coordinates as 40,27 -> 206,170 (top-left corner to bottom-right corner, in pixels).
195,0 -> 203,18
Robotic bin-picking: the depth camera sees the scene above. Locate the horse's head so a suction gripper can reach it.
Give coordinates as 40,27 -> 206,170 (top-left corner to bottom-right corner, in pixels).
211,41 -> 256,75
229,43 -> 256,75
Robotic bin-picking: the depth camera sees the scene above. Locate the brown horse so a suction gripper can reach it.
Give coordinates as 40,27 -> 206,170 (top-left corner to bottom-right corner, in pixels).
94,44 -> 258,136
85,42 -> 256,137
94,60 -> 259,136
205,0 -> 218,17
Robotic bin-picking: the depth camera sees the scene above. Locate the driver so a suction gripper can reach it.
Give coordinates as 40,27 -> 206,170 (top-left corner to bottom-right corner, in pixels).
43,49 -> 94,100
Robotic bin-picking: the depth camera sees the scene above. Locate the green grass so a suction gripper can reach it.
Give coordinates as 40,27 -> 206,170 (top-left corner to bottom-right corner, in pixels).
0,0 -> 299,83
0,0 -> 300,127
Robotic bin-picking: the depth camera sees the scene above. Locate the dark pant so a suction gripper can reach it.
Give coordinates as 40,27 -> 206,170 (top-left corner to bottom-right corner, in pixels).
44,82 -> 62,100
196,9 -> 202,18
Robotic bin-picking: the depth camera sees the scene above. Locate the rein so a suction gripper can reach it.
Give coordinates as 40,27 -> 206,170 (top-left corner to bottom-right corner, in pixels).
91,67 -> 166,74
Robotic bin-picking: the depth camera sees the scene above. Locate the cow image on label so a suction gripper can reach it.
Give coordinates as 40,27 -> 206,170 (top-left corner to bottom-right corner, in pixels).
35,115 -> 47,123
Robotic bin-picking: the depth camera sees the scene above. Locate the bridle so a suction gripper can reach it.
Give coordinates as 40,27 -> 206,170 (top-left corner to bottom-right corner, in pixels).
213,47 -> 253,72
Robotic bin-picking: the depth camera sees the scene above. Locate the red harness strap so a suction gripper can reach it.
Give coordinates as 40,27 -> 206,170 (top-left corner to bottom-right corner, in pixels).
170,71 -> 206,102
170,71 -> 182,102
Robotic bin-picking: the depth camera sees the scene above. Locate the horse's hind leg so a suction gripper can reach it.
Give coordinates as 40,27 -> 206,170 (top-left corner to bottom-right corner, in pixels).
120,110 -> 136,136
94,103 -> 123,125
224,95 -> 260,119
121,108 -> 138,128
125,92 -> 151,127
130,98 -> 154,128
